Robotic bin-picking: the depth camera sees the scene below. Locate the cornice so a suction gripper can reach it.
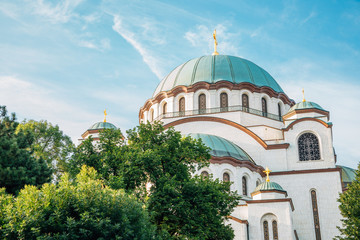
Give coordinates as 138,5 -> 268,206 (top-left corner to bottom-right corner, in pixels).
210,156 -> 266,177
283,118 -> 332,131
282,108 -> 329,120
246,198 -> 295,211
164,116 -> 289,150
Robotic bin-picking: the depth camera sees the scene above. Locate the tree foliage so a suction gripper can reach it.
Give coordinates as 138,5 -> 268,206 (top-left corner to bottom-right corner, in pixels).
0,106 -> 52,195
0,166 -> 158,240
336,163 -> 360,239
68,122 -> 241,239
16,120 -> 74,179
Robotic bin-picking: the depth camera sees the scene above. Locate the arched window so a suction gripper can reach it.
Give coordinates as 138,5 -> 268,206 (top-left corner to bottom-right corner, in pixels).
256,179 -> 261,187
242,176 -> 247,196
149,109 -> 154,122
163,102 -> 167,115
198,94 -> 206,114
179,97 -> 185,116
262,98 -> 267,117
311,190 -> 321,240
263,221 -> 269,240
272,220 -> 278,240
220,92 -> 228,111
242,94 -> 249,112
223,172 -> 230,182
278,103 -> 282,121
201,171 -> 209,178
298,133 -> 321,161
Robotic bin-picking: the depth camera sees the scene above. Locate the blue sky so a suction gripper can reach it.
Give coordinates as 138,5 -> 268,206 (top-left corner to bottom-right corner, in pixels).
0,0 -> 359,168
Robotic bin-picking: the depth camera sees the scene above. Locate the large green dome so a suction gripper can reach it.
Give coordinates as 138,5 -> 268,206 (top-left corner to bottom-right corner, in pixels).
153,55 -> 283,97
187,133 -> 254,163
88,122 -> 117,130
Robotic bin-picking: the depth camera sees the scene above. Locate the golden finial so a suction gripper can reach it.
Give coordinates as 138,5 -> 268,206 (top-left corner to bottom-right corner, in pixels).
104,109 -> 107,122
302,88 -> 306,102
212,29 -> 219,55
263,167 -> 271,182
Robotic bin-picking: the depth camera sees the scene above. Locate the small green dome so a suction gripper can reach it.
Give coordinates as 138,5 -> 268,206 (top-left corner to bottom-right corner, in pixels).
253,181 -> 285,192
153,55 -> 284,97
88,122 -> 117,130
187,133 -> 254,163
288,101 -> 325,113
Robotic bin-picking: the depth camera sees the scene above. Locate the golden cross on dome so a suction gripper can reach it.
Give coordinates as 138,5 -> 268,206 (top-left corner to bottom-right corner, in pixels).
302,88 -> 306,102
212,29 -> 219,55
263,167 -> 271,182
104,109 -> 107,122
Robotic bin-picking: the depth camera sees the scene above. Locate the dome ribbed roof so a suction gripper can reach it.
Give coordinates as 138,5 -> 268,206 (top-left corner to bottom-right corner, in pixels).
253,181 -> 285,192
153,55 -> 284,97
88,122 -> 117,130
337,165 -> 357,184
187,133 -> 254,163
288,101 -> 325,113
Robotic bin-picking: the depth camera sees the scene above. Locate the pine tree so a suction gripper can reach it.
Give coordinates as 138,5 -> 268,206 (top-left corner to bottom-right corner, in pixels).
0,106 -> 52,194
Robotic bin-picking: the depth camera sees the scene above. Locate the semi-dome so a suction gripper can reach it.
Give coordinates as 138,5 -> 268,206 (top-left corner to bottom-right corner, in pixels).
253,181 -> 285,192
187,133 -> 254,163
153,55 -> 284,97
88,122 -> 117,130
337,165 -> 357,187
287,101 -> 325,113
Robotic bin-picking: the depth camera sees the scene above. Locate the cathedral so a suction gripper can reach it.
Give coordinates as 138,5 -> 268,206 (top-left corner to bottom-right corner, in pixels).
79,35 -> 356,239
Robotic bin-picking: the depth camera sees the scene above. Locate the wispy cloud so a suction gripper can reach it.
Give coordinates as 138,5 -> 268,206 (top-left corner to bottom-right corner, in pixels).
112,15 -> 165,79
300,11 -> 317,25
272,58 -> 360,168
0,2 -> 20,20
78,38 -> 111,51
184,24 -> 240,55
0,75 -> 98,141
30,0 -> 84,23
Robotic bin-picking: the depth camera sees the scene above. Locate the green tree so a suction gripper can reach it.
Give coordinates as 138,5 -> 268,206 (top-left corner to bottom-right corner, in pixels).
68,122 -> 241,239
0,166 -> 158,240
0,106 -> 52,195
336,163 -> 360,239
16,120 -> 74,179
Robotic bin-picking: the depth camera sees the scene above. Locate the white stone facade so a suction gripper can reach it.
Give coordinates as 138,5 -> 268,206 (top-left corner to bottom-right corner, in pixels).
140,80 -> 343,239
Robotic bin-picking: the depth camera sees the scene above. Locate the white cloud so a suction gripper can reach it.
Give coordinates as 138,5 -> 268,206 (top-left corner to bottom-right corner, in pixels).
0,75 -> 99,142
112,15 -> 165,79
0,2 -> 20,20
184,24 -> 240,56
272,58 -> 360,168
78,38 -> 111,51
300,11 -> 317,25
30,0 -> 84,23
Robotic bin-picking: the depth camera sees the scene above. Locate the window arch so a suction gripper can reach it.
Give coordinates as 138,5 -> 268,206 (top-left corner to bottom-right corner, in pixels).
242,176 -> 247,196
163,102 -> 167,115
220,92 -> 228,111
198,93 -> 206,113
262,98 -> 267,117
201,171 -> 209,178
256,179 -> 261,187
272,220 -> 278,240
223,172 -> 230,182
298,133 -> 321,161
311,190 -> 321,240
242,94 -> 249,112
263,221 -> 269,240
179,97 -> 185,116
149,109 -> 154,122
278,103 -> 282,121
